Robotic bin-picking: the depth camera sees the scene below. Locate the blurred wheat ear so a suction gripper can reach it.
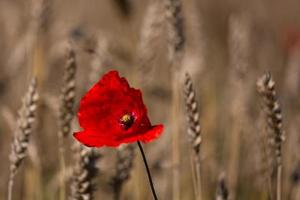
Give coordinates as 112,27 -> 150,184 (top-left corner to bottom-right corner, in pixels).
135,0 -> 164,86
184,72 -> 202,200
164,0 -> 185,63
69,142 -> 100,200
113,0 -> 132,17
58,41 -> 77,139
8,77 -> 39,200
58,41 -> 77,200
257,72 -> 285,200
215,173 -> 229,200
110,144 -> 135,200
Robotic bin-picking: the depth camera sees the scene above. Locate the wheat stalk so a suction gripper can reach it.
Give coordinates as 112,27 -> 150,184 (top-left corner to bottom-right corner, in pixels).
110,144 -> 135,200
257,72 -> 285,200
184,72 -> 202,200
227,13 -> 252,199
69,143 -> 100,200
8,78 -> 39,200
164,1 -> 185,199
58,41 -> 77,200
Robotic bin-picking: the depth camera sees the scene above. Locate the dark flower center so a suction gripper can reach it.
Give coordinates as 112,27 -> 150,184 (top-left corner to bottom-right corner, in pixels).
120,113 -> 134,130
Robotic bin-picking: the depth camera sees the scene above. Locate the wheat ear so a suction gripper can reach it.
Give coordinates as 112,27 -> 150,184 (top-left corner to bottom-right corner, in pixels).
58,41 -> 77,200
257,72 -> 285,200
58,42 -> 76,139
69,143 -> 100,200
135,0 -> 164,85
110,144 -> 135,200
8,78 -> 39,200
164,0 -> 185,63
184,72 -> 202,200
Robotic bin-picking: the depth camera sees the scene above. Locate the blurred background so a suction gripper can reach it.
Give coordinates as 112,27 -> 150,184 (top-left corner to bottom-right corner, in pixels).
1,0 -> 300,199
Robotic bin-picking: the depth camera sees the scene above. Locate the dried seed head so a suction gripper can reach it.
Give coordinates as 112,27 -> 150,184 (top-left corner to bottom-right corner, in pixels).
257,72 -> 285,166
8,78 -> 39,200
59,42 -> 77,138
110,144 -> 135,195
9,78 -> 39,177
164,0 -> 185,63
184,73 -> 201,154
70,143 -> 101,200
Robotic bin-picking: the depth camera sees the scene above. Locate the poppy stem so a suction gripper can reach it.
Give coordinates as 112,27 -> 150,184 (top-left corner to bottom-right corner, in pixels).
137,141 -> 158,200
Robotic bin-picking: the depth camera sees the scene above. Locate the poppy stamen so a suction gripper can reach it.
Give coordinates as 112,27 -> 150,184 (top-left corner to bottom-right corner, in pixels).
120,113 -> 134,130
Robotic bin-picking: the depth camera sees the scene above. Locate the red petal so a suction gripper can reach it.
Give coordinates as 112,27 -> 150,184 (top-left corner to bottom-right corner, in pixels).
73,130 -> 120,147
99,70 -> 130,91
139,124 -> 164,143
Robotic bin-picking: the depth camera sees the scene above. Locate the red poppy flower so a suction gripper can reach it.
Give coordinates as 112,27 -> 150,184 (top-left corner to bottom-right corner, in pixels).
73,70 -> 164,147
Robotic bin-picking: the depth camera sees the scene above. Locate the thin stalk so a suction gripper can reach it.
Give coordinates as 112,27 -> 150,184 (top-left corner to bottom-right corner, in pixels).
268,170 -> 273,200
194,156 -> 202,200
137,141 -> 158,200
190,154 -> 199,198
172,72 -> 180,200
277,165 -> 282,200
8,176 -> 13,200
58,139 -> 66,200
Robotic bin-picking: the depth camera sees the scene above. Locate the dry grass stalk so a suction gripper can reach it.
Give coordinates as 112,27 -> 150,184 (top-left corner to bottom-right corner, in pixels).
164,1 -> 185,199
226,13 -> 252,199
110,144 -> 135,200
69,143 -> 100,200
257,72 -> 285,200
215,173 -> 229,200
58,41 -> 77,200
8,78 -> 39,200
183,72 -> 202,200
170,72 -> 181,200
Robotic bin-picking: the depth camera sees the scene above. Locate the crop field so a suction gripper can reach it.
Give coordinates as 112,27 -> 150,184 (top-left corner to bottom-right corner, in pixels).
0,0 -> 300,199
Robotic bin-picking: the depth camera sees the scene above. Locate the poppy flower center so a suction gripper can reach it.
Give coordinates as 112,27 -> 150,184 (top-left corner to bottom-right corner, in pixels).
120,113 -> 134,130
